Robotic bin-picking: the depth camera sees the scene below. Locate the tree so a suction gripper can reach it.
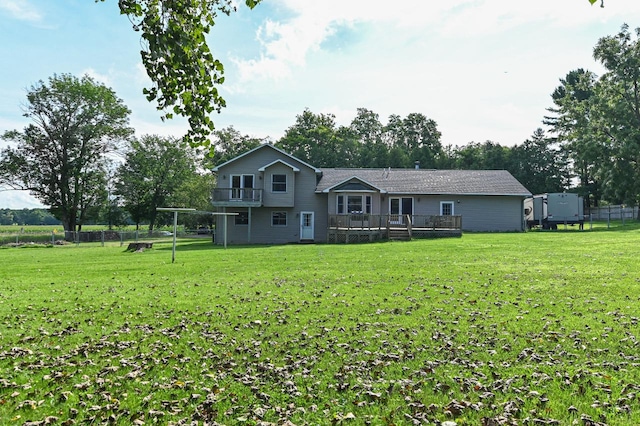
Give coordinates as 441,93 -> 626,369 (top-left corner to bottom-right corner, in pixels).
115,135 -> 198,232
205,126 -> 262,168
276,109 -> 358,167
509,129 -> 569,195
172,172 -> 217,230
103,0 -> 262,146
349,108 -> 388,168
592,24 -> 640,206
0,74 -> 132,233
98,164 -> 130,229
545,68 -> 604,207
382,113 -> 443,168
448,141 -> 510,170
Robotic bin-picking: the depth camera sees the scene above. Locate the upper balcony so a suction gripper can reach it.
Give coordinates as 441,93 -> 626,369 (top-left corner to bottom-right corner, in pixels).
212,188 -> 263,208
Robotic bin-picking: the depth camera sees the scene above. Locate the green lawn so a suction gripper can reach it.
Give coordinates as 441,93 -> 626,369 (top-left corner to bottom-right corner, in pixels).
1,226 -> 640,425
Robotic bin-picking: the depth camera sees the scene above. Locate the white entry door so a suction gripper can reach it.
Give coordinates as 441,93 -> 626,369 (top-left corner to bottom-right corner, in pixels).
300,211 -> 314,241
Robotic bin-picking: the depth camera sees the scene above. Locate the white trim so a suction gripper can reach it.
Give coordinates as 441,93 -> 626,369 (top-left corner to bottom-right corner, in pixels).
300,211 -> 315,241
212,144 -> 320,173
440,201 -> 455,216
321,176 -> 387,193
384,191 -> 529,197
230,174 -> 254,187
337,194 -> 373,214
271,173 -> 288,193
389,197 -> 414,216
258,159 -> 300,172
332,189 -> 376,193
230,174 -> 255,199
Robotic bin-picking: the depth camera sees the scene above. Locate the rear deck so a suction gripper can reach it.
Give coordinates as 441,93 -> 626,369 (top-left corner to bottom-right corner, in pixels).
327,214 -> 462,243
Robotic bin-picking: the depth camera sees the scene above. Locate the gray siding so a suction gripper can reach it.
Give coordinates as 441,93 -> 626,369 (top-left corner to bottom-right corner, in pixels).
457,196 -> 524,232
214,146 -> 327,244
413,195 -> 524,232
262,163 -> 295,207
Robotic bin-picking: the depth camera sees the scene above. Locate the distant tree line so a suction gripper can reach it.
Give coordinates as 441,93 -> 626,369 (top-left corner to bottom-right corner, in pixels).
264,108 -> 568,196
0,209 -> 61,226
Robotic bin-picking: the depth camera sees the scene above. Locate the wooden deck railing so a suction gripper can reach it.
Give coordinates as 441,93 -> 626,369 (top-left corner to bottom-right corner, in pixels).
328,214 -> 462,230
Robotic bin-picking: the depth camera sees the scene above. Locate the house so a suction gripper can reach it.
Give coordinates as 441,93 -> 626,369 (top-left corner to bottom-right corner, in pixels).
211,144 -> 531,244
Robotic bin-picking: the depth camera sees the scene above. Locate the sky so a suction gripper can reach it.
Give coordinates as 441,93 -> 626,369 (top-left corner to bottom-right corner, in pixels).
1,0 -> 639,208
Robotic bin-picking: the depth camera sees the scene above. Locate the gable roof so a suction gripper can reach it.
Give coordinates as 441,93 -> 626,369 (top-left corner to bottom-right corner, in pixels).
212,144 -> 321,173
258,159 -> 300,172
317,168 -> 531,197
321,176 -> 388,193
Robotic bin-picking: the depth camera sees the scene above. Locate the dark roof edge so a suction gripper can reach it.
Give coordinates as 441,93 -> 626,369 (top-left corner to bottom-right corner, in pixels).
212,144 -> 321,173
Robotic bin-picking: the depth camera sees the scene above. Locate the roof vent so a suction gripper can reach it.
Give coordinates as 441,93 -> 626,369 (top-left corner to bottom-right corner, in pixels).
414,161 -> 420,170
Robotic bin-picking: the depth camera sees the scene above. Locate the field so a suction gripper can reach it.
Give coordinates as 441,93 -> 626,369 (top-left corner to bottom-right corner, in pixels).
1,225 -> 640,425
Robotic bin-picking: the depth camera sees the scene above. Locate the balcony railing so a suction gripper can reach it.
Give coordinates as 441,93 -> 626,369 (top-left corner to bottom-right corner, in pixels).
212,188 -> 263,204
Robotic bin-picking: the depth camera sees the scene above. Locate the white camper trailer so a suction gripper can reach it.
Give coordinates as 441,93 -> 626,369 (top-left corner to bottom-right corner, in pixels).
524,193 -> 584,230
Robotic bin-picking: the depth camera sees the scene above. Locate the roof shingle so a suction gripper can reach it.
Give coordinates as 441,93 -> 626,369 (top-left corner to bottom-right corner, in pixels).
317,168 -> 531,196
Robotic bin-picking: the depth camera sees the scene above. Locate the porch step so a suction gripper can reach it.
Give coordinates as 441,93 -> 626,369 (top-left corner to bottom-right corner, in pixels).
388,228 -> 411,241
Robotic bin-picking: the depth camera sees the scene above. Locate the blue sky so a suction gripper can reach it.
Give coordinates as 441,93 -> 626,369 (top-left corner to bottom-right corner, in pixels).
1,0 -> 640,208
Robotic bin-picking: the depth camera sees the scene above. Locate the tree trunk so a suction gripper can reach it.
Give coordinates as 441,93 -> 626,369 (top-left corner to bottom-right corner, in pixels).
61,214 -> 77,241
148,211 -> 157,236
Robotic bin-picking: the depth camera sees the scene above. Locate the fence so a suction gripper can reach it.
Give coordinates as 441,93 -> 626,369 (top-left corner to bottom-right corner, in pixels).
587,205 -> 639,221
0,228 -> 214,247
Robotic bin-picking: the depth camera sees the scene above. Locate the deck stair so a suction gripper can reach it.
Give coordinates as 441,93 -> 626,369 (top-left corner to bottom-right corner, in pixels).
388,227 -> 411,241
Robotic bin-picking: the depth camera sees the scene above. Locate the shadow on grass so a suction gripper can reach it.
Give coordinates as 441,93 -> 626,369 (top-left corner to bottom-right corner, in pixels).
148,221 -> 640,253
528,220 -> 640,233
153,239 -> 274,252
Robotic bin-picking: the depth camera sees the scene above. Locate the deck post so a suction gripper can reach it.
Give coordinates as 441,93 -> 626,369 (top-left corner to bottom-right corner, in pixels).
223,207 -> 228,249
386,215 -> 390,240
247,206 -> 252,243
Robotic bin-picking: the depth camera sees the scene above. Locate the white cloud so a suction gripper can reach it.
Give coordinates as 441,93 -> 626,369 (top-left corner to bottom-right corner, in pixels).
0,0 -> 42,22
81,68 -> 113,86
232,0 -> 637,83
0,190 -> 44,209
232,13 -> 337,81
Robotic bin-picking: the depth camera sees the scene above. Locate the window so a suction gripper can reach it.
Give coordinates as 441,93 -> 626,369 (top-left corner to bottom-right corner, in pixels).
347,195 -> 363,213
338,194 -> 372,214
230,174 -> 254,200
390,198 -> 400,215
272,211 -> 287,226
440,201 -> 454,216
272,174 -> 287,192
235,211 -> 249,225
302,212 -> 312,227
